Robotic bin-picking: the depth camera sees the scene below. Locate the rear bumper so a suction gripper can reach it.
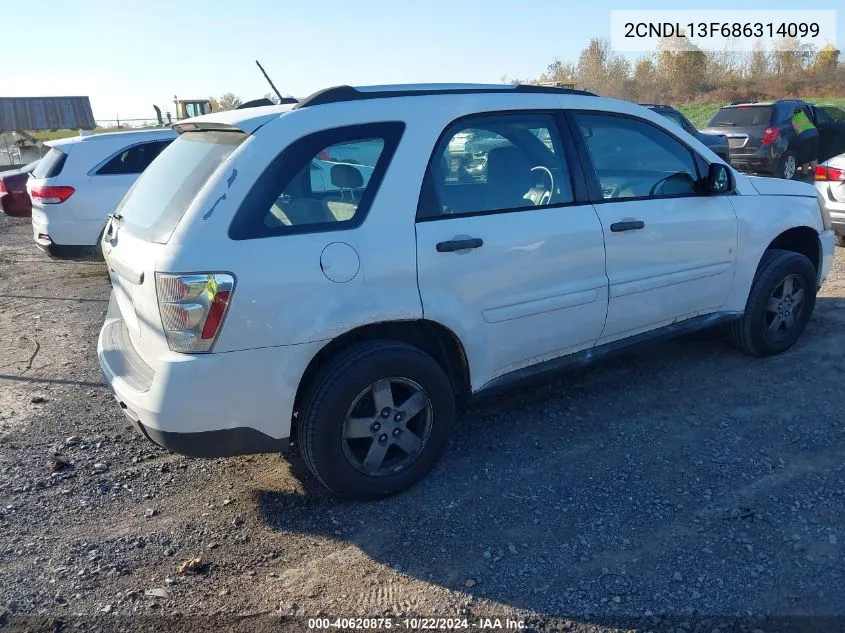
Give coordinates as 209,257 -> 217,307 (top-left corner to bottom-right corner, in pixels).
729,152 -> 778,174
31,205 -> 104,258
97,294 -> 323,458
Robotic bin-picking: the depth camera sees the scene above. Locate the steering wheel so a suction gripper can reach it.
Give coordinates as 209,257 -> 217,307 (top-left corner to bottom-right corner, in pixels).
649,171 -> 694,197
530,165 -> 555,205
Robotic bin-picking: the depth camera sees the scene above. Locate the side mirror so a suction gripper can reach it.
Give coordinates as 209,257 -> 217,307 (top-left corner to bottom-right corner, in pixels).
708,162 -> 733,194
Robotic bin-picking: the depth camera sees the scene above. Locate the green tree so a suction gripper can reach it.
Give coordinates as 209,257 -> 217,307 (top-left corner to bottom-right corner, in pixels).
216,92 -> 243,111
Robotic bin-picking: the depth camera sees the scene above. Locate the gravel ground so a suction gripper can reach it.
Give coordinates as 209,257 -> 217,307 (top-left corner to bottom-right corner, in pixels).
1,212 -> 844,633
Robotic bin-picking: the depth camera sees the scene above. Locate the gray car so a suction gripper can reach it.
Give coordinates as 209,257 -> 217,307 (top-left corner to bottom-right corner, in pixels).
643,104 -> 730,163
815,152 -> 845,246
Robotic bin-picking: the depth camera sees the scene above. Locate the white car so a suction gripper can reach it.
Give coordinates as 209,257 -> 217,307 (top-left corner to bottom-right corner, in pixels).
97,85 -> 836,500
815,154 -> 845,246
28,129 -> 176,258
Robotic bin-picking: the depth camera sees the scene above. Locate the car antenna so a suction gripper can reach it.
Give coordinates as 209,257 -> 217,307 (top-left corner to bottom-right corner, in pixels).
256,60 -> 284,104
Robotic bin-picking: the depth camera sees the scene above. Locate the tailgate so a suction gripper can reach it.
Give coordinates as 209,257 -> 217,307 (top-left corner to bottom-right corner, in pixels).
103,221 -> 171,364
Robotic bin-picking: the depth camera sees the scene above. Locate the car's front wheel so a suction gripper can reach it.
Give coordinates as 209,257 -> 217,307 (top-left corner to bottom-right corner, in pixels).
729,249 -> 817,356
297,340 -> 455,500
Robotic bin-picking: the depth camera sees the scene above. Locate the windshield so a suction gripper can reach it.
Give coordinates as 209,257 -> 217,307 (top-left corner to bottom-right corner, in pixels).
117,130 -> 246,243
708,106 -> 773,127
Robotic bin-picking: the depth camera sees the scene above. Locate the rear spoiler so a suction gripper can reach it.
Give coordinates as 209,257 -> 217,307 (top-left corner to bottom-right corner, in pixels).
171,121 -> 243,135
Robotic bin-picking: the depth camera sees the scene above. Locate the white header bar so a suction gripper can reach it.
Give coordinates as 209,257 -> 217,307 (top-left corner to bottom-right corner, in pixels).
610,10 -> 837,52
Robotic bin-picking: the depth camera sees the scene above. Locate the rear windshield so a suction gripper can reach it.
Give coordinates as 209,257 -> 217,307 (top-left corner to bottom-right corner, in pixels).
708,106 -> 773,127
32,148 -> 68,179
117,130 -> 246,243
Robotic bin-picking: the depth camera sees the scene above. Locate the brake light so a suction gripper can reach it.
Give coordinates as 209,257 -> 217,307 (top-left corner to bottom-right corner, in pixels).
815,165 -> 845,181
155,273 -> 235,353
30,185 -> 75,204
761,127 -> 780,145
0,179 -> 6,193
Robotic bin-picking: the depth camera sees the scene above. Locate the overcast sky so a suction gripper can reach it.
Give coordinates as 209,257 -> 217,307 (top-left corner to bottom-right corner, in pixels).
5,0 -> 842,124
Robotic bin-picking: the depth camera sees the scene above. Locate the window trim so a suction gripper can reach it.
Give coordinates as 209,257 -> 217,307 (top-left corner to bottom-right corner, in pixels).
89,139 -> 173,177
565,109 -> 711,205
228,122 -> 405,240
415,109 -> 590,223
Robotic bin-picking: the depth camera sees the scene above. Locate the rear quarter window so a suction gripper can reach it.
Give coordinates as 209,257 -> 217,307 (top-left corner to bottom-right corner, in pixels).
228,122 -> 405,240
32,147 -> 68,179
117,130 -> 245,243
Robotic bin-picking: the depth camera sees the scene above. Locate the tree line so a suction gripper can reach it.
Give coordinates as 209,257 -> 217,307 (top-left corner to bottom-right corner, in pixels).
508,37 -> 842,104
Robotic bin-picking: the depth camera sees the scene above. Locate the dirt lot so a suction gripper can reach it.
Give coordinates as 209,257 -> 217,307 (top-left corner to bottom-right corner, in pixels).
1,212 -> 845,632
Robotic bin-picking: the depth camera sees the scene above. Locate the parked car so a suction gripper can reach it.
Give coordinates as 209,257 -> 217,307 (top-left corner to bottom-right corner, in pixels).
815,152 -> 845,246
0,160 -> 40,217
97,84 -> 835,500
643,104 -> 730,162
27,129 -> 176,259
703,100 -> 845,179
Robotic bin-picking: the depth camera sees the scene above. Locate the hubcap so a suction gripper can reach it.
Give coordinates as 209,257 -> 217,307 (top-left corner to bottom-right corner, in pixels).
341,377 -> 433,476
765,274 -> 805,340
783,156 -> 796,179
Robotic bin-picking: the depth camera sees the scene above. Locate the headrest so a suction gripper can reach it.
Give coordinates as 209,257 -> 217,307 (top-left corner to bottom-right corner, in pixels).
330,163 -> 364,189
486,146 -> 532,193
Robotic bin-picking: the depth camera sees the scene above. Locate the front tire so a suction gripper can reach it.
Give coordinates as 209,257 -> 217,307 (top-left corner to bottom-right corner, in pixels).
729,249 -> 817,357
297,340 -> 455,500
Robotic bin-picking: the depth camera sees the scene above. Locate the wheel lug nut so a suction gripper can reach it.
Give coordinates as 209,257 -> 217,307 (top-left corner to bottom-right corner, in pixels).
371,422 -> 381,432
378,434 -> 388,444
381,408 -> 391,418
392,428 -> 401,437
394,413 -> 403,422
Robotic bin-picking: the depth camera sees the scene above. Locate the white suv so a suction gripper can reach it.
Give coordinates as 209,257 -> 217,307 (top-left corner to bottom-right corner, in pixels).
28,129 -> 176,258
97,85 -> 836,499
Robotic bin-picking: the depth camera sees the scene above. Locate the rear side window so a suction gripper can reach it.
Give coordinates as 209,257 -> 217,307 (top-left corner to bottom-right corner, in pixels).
96,140 -> 172,175
823,106 -> 845,122
229,122 -> 404,240
117,131 -> 245,243
32,147 -> 67,179
708,106 -> 773,127
419,113 -> 573,218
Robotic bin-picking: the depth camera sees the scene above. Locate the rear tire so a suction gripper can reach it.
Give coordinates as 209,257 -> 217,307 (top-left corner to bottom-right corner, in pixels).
729,249 -> 816,357
297,340 -> 455,500
836,234 -> 845,248
776,151 -> 797,180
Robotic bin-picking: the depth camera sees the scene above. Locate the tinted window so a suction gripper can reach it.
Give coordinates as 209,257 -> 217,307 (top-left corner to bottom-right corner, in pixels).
657,110 -> 694,134
815,108 -> 832,125
424,113 -> 572,217
229,122 -> 404,240
575,113 -> 699,199
265,137 -> 386,227
117,131 -> 245,243
32,147 -> 67,179
708,106 -> 773,127
97,140 -> 172,175
823,106 -> 845,122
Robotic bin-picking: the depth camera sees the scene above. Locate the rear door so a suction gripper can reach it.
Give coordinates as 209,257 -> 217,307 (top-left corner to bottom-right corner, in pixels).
816,106 -> 845,161
570,111 -> 737,343
415,111 -> 608,389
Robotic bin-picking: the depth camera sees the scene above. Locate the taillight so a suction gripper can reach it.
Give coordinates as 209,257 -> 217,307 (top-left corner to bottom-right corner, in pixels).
761,127 -> 780,145
0,179 -> 7,193
815,165 -> 845,182
155,273 -> 235,353
30,185 -> 75,204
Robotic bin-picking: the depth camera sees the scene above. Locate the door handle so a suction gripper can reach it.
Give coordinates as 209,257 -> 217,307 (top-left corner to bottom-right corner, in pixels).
610,220 -> 645,232
436,238 -> 484,252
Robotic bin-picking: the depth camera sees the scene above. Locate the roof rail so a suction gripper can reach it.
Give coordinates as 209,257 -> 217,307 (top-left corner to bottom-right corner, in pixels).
639,103 -> 671,108
295,84 -> 596,109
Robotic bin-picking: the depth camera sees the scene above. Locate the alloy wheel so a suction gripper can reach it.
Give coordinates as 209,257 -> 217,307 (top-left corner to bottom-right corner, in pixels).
765,273 -> 806,340
341,377 -> 433,476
